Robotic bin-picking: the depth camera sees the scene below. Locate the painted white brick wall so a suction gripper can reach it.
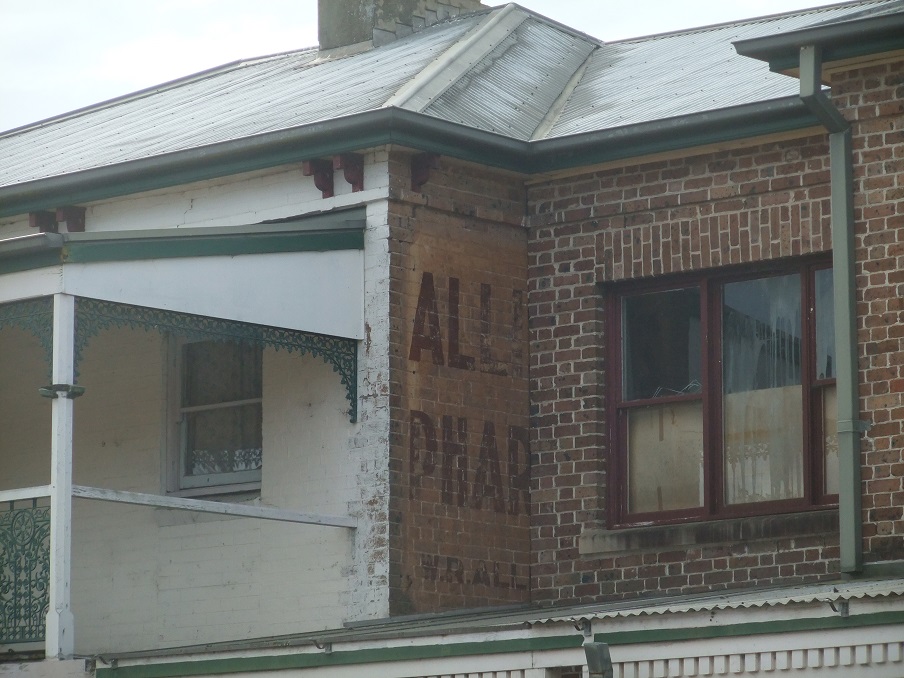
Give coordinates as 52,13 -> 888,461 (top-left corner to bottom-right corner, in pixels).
85,161 -> 388,233
0,152 -> 395,652
66,327 -> 357,653
0,327 -> 51,489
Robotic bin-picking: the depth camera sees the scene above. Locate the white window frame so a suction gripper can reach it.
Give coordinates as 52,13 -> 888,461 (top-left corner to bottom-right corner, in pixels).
165,335 -> 262,496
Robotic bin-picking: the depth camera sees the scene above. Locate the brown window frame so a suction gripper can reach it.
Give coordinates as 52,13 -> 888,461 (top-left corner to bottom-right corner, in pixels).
607,257 -> 838,527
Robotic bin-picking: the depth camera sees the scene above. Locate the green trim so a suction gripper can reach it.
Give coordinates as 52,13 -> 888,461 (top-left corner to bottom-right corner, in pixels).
96,611 -> 904,678
0,297 -> 54,377
533,112 -> 819,173
74,298 -> 359,422
0,229 -> 363,276
61,229 -> 363,264
767,36 -> 904,74
0,250 -> 64,275
0,105 -> 821,220
595,609 -> 904,646
96,636 -> 582,678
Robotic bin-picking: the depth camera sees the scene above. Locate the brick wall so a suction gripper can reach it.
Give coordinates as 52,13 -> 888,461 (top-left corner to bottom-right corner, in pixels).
387,151 -> 532,613
526,132 -> 844,604
832,58 -> 904,563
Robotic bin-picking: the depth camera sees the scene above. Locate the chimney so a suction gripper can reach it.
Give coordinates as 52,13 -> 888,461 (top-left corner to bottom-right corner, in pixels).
318,0 -> 487,50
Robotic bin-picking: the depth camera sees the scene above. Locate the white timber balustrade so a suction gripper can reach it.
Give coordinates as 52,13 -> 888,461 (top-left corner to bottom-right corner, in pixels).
70,486 -> 358,528
46,293 -> 76,659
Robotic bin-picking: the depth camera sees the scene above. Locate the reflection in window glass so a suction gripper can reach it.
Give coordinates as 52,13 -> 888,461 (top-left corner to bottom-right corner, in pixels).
181,341 -> 263,486
623,288 -> 701,401
822,385 -> 839,495
723,274 -> 803,504
628,402 -> 704,513
815,268 -> 835,380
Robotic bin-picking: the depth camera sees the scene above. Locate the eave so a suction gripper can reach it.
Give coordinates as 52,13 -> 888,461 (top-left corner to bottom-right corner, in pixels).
0,99 -> 822,220
734,11 -> 904,73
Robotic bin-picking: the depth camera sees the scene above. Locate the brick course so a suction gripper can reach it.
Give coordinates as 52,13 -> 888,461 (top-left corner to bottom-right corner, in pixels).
387,151 -> 532,613
525,57 -> 904,605
528,134 -> 841,605
834,60 -> 904,563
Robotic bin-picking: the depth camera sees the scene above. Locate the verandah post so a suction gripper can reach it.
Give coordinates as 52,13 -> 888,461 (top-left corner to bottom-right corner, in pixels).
45,293 -> 76,658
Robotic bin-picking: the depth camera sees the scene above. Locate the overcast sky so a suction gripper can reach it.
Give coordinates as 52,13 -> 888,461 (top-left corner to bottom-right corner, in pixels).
1,0 -> 833,134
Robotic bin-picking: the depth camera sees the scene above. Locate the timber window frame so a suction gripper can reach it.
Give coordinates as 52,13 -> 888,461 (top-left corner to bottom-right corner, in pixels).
608,258 -> 837,527
166,336 -> 263,496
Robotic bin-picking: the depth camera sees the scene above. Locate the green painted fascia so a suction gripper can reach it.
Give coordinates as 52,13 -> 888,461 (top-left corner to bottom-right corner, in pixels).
0,249 -> 64,275
529,110 -> 820,173
95,610 -> 904,678
0,105 -> 822,220
0,229 -> 362,276
594,609 -> 904,646
767,35 -> 904,74
61,229 -> 363,264
95,635 -> 582,678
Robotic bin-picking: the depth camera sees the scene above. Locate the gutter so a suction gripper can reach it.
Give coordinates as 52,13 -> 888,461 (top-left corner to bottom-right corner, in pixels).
0,232 -> 64,257
735,13 -> 904,73
0,100 -> 821,220
797,45 -> 863,575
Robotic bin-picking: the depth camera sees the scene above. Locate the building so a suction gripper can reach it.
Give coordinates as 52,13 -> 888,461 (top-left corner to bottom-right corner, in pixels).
1,0 -> 903,676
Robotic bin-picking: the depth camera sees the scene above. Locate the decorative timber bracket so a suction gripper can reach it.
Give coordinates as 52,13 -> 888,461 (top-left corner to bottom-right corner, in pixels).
28,206 -> 86,233
333,153 -> 364,192
303,159 -> 334,198
411,152 -> 439,192
56,206 -> 86,232
29,211 -> 58,233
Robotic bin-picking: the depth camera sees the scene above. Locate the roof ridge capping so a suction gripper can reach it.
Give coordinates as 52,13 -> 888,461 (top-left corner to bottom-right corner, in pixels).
384,4 -> 528,111
734,0 -> 904,72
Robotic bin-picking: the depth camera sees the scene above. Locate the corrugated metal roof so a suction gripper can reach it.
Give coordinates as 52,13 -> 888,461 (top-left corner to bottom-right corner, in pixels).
0,13 -> 481,188
424,18 -> 595,140
546,0 -> 898,137
537,578 -> 904,622
100,578 -> 904,660
0,0 -> 901,193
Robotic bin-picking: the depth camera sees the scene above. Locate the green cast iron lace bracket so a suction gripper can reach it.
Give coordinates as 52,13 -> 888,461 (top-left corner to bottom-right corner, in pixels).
0,298 -> 54,381
74,298 -> 358,422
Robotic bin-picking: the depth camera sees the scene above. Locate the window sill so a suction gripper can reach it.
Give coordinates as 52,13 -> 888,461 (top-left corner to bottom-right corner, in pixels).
167,482 -> 261,499
579,509 -> 838,557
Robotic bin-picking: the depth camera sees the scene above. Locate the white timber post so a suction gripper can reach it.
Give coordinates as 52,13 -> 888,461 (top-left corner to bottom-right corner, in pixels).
45,293 -> 76,658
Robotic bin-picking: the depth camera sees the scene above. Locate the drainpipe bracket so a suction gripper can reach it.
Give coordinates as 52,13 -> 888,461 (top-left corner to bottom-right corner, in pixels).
837,419 -> 870,434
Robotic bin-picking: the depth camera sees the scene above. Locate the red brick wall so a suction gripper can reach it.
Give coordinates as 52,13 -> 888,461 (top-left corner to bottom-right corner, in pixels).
387,151 -> 532,613
526,134 -> 842,604
832,58 -> 904,563
526,55 -> 904,604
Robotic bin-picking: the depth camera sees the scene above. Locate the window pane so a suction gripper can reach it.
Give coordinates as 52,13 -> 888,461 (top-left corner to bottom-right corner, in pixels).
184,403 -> 263,478
822,384 -> 839,495
183,341 -> 262,406
623,288 -> 701,401
815,268 -> 835,380
627,401 -> 704,513
723,274 -> 803,504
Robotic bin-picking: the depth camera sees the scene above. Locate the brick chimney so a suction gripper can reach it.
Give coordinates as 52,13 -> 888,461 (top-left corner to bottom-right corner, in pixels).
318,0 -> 487,50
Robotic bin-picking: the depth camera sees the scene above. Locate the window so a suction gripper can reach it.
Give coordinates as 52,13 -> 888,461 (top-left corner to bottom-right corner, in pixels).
168,339 -> 263,494
611,262 -> 836,525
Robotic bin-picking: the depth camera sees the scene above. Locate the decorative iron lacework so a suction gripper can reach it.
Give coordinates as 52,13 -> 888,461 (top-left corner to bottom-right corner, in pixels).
74,297 -> 358,422
0,298 -> 53,377
0,499 -> 50,644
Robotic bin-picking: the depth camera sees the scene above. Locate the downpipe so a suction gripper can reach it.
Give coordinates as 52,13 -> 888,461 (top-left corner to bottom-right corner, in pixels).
798,45 -> 863,574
